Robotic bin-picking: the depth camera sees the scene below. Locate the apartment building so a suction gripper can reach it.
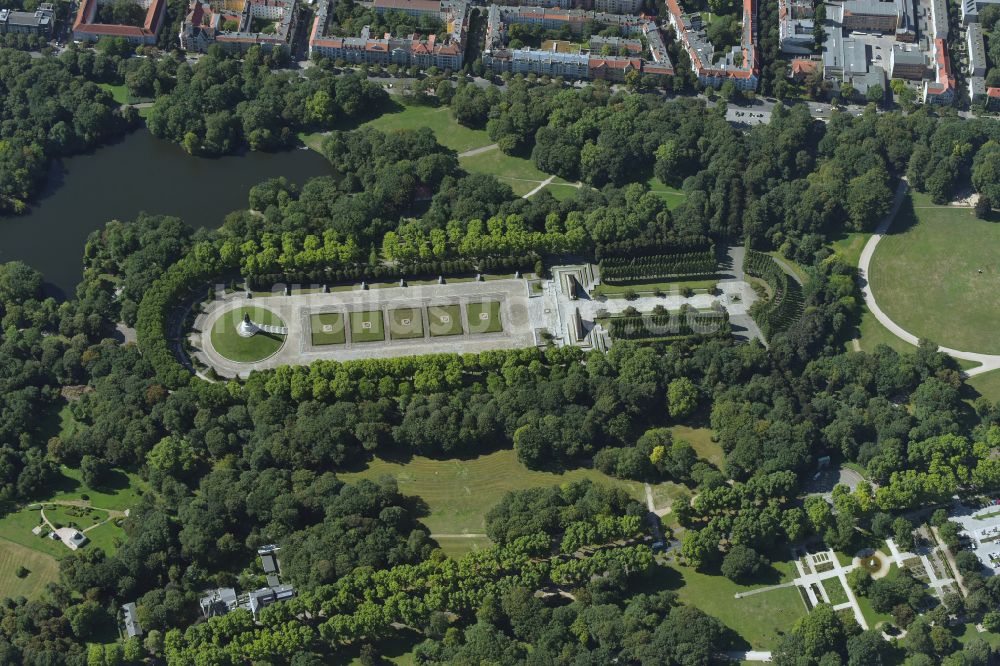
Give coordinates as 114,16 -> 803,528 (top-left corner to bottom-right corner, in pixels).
666,0 -> 759,90
73,0 -> 167,44
0,3 -> 54,37
180,0 -> 298,53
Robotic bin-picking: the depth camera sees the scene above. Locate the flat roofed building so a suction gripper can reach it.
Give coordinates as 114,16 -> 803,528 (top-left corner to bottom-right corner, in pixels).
970,75 -> 987,105
592,0 -> 642,13
890,44 -> 925,79
374,0 -> 440,17
969,22 -> 987,76
0,3 -> 54,37
199,587 -> 239,618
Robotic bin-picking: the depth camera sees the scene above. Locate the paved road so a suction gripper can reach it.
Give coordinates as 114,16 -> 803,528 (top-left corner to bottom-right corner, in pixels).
857,179 -> 1000,376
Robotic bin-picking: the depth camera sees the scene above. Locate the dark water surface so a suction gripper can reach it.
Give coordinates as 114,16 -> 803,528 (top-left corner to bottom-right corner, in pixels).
0,129 -> 331,297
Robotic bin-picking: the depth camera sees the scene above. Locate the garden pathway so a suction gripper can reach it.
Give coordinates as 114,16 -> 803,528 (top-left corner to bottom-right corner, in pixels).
858,179 -> 1000,376
457,143 -> 498,158
522,176 -> 555,198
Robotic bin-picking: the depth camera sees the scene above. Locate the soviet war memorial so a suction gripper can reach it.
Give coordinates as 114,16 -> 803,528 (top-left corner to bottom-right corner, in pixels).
7,0 -> 1000,661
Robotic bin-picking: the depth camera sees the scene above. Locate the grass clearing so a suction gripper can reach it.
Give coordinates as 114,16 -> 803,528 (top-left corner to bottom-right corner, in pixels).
670,425 -> 724,468
338,449 -> 649,535
98,82 -> 131,105
310,312 -> 346,345
870,192 -> 1000,353
459,150 -> 557,197
829,232 -> 871,269
361,102 -> 492,154
821,577 -> 850,606
969,369 -> 1000,403
428,304 -> 463,336
653,561 -> 805,650
349,309 -> 386,343
210,306 -> 285,362
466,301 -> 502,334
0,465 -> 145,563
388,307 -> 425,340
645,176 -> 687,210
0,539 -> 59,600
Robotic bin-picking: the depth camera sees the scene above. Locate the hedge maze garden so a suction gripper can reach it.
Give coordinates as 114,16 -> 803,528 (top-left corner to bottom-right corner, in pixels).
743,250 -> 804,341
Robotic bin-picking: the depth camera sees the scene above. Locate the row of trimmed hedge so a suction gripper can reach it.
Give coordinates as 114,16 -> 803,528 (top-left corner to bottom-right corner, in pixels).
743,250 -> 804,340
246,253 -> 539,290
606,311 -> 729,340
599,248 -> 716,284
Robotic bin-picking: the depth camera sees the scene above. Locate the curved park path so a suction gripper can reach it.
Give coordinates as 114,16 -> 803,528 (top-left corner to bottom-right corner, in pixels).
858,180 -> 1000,377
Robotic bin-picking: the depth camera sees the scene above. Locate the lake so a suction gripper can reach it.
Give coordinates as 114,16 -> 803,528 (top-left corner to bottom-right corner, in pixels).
0,129 -> 332,298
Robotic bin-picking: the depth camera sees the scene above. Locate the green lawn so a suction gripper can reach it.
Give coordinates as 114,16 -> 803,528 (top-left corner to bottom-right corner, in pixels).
388,307 -> 425,340
0,465 -> 145,564
338,449 -> 650,535
311,312 -> 346,346
428,304 -> 463,336
969,369 -> 1000,403
459,150 -> 559,197
829,232 -> 871,269
821,577 -> 849,606
855,593 -> 892,630
851,304 -> 917,355
209,306 -> 285,362
0,539 -> 60,600
349,309 -> 386,343
361,102 -> 493,154
954,622 -> 1000,648
98,82 -> 130,105
670,425 -> 724,468
870,192 -> 1000,353
466,301 -> 503,334
645,176 -> 687,210
653,561 -> 806,650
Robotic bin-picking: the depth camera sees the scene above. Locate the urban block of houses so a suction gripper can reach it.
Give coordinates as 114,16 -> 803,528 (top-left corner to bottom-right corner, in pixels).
801,0 -> 953,104
482,4 -> 674,82
309,0 -> 468,71
199,545 -> 296,620
486,0 -> 644,11
180,0 -> 298,54
778,0 -> 814,55
0,3 -> 54,37
665,0 -> 759,91
73,0 -> 167,44
922,0 -> 954,104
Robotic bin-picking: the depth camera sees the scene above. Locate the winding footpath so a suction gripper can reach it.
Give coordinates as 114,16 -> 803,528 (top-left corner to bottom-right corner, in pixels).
857,180 -> 1000,377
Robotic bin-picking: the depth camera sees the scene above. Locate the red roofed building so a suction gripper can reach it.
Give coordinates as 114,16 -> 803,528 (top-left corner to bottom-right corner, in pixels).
789,58 -> 818,82
986,86 -> 1000,111
73,0 -> 166,44
923,37 -> 954,105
